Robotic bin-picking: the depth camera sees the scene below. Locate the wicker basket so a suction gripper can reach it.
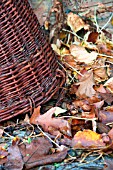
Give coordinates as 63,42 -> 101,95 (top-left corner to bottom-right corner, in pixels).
0,0 -> 65,122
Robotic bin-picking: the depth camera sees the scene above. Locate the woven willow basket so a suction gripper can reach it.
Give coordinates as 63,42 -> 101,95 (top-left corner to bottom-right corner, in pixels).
0,0 -> 65,122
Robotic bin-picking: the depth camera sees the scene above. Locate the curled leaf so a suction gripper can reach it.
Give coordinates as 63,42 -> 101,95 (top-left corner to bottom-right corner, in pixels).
67,12 -> 89,33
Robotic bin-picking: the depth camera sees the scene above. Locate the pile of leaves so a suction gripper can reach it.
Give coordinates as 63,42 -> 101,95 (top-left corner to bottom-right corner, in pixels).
0,1 -> 113,169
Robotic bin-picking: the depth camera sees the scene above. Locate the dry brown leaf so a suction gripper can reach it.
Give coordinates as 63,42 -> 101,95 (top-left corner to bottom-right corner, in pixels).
93,58 -> 108,82
67,12 -> 89,33
30,106 -> 71,136
76,70 -> 96,98
63,55 -> 77,68
51,44 -> 61,55
4,145 -> 24,170
72,130 -> 105,148
70,44 -> 98,64
93,100 -> 104,109
0,147 -> 8,159
99,110 -> 113,124
95,84 -> 107,93
97,43 -> 113,56
104,77 -> 113,93
108,128 -> 113,141
87,32 -> 99,43
72,100 -> 91,111
94,67 -> 108,82
100,92 -> 113,105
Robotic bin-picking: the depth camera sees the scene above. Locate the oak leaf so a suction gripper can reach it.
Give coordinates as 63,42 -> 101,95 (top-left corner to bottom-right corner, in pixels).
76,70 -> 96,98
70,44 -> 98,64
30,106 -> 71,136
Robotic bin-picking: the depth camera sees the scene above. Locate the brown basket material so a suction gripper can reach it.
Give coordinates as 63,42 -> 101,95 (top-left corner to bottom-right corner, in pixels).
0,0 -> 65,122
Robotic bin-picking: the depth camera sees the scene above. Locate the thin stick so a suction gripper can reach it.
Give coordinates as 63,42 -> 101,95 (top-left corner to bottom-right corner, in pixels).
98,53 -> 113,59
37,125 -> 63,150
100,13 -> 113,32
59,115 -> 97,121
62,29 -> 84,40
79,152 -> 103,165
64,62 -> 83,76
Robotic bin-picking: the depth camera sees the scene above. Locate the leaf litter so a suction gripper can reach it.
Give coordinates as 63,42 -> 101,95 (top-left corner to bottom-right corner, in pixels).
1,0 -> 113,169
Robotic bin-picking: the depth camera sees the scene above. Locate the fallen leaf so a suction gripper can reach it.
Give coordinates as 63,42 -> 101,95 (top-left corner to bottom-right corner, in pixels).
25,149 -> 67,169
63,55 -> 77,68
97,123 -> 110,134
97,43 -> 113,56
93,100 -> 104,109
24,114 -> 30,123
72,130 -> 105,148
20,138 -> 53,163
76,70 -> 96,98
104,77 -> 113,93
100,91 -> 113,105
108,128 -> 113,141
103,159 -> 113,170
67,12 -> 89,33
70,44 -> 98,64
106,106 -> 113,112
96,84 -> 106,93
87,32 -> 99,43
19,137 -> 67,169
101,133 -> 110,144
0,147 -> 8,159
54,107 -> 67,116
4,145 -> 24,170
51,44 -> 61,55
72,100 -> 91,111
30,106 -> 71,136
99,110 -> 113,124
81,111 -> 96,119
94,66 -> 108,82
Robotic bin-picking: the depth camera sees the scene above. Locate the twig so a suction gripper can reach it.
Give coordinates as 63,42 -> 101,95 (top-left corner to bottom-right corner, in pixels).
64,62 -> 83,77
62,29 -> 84,40
94,8 -> 100,32
79,152 -> 103,165
106,60 -> 113,64
80,151 -> 92,163
100,13 -> 113,32
80,1 -> 113,9
106,122 -> 113,126
98,53 -> 113,59
58,61 -> 73,79
59,115 -> 97,121
3,131 -> 14,139
37,125 -> 63,150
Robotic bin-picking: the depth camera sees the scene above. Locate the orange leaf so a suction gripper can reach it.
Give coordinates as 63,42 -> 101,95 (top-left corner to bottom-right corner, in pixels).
72,130 -> 105,148
30,106 -> 41,125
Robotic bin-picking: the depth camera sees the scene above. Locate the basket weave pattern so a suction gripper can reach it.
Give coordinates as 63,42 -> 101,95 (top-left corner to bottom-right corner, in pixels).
0,0 -> 65,122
